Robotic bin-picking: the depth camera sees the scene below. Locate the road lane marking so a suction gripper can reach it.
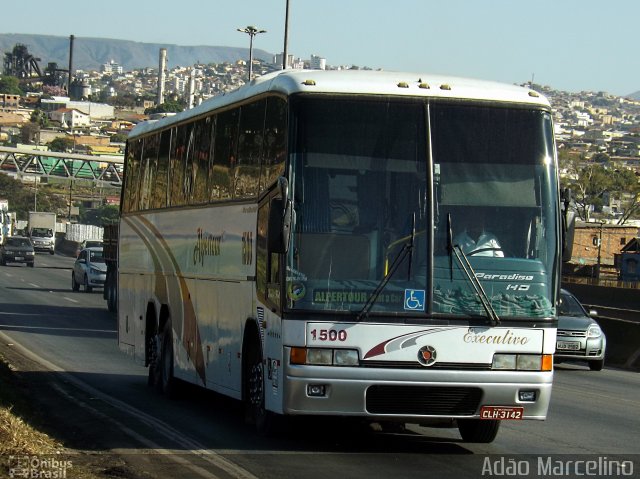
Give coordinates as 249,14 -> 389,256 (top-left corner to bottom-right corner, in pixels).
0,330 -> 257,479
63,296 -> 79,303
49,383 -> 226,479
0,324 -> 116,333
29,283 -> 39,288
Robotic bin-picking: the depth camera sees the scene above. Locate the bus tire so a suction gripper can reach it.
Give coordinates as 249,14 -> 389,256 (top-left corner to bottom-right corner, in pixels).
158,321 -> 177,397
458,419 -> 500,443
147,333 -> 161,389
107,282 -> 117,312
243,334 -> 276,435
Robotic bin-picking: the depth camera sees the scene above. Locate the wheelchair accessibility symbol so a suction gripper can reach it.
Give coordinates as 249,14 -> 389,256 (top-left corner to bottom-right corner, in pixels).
404,289 -> 425,311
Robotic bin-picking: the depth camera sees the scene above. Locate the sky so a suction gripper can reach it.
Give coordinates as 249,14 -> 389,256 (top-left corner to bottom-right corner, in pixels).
2,0 -> 639,96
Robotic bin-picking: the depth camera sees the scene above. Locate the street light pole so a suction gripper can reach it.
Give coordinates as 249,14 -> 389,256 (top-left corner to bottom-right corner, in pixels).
283,0 -> 290,69
237,26 -> 267,82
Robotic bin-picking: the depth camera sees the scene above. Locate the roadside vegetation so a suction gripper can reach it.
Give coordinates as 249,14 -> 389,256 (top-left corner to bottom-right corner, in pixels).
0,354 -> 100,478
0,353 -> 60,467
0,173 -> 119,226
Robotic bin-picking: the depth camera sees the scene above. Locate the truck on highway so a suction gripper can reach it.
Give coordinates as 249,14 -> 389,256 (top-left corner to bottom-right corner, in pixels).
0,199 -> 11,243
28,211 -> 56,254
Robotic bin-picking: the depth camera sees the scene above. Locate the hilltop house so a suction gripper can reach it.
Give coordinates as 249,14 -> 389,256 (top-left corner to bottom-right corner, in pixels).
48,108 -> 91,129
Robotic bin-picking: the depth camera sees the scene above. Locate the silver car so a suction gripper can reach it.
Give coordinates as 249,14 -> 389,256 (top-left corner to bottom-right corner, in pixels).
72,247 -> 107,292
556,289 -> 606,371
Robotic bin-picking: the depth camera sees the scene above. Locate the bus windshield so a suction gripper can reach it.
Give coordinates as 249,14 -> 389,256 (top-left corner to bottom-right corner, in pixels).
286,97 -> 558,320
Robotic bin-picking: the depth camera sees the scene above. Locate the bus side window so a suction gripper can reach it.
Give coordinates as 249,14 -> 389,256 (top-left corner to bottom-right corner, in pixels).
211,109 -> 238,201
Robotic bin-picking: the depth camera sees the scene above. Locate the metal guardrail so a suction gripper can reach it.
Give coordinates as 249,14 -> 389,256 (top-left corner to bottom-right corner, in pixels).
562,275 -> 639,289
0,145 -> 123,186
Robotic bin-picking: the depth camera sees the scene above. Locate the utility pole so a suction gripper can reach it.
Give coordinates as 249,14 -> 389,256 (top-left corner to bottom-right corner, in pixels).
68,180 -> 73,222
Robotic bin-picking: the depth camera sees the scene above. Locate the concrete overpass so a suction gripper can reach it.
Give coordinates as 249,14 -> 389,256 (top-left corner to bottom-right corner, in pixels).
0,145 -> 123,187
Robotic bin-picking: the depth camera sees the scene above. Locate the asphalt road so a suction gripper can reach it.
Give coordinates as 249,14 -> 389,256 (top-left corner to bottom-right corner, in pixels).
1,253 -> 638,479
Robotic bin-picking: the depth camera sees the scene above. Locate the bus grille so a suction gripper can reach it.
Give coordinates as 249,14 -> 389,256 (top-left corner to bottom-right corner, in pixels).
366,385 -> 482,416
362,361 -> 491,371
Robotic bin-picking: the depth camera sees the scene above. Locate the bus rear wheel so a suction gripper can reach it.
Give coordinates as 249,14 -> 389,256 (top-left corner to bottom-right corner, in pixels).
158,321 -> 177,397
106,281 -> 117,312
147,333 -> 161,389
458,419 -> 500,443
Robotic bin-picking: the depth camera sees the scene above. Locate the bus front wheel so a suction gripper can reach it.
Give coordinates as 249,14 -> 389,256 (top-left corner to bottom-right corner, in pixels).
243,335 -> 276,435
457,419 -> 500,443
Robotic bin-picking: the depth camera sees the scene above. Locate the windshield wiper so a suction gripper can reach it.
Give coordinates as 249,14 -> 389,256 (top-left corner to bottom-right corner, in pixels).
447,214 -> 501,325
357,213 -> 416,322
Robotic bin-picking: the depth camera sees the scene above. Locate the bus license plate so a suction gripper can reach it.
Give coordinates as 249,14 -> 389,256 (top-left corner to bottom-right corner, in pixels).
556,341 -> 580,351
480,406 -> 524,420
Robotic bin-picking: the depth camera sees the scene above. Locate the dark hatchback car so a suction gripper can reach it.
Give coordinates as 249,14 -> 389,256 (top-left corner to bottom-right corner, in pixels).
0,236 -> 35,267
556,289 -> 606,371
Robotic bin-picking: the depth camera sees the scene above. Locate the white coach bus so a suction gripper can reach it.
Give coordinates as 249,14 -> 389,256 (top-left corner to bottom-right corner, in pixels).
117,69 -> 562,443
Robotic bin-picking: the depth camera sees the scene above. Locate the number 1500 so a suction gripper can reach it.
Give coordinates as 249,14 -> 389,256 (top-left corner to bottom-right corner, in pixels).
310,329 -> 347,342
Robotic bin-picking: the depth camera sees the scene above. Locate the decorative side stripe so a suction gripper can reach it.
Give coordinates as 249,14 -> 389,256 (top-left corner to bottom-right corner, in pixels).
125,215 -> 207,386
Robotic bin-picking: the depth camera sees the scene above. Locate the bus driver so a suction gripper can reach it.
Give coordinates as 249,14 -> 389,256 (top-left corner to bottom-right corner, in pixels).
453,210 -> 504,257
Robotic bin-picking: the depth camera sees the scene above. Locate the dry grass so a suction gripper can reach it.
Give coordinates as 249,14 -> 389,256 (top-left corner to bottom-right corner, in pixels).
0,354 -> 105,478
0,405 -> 61,456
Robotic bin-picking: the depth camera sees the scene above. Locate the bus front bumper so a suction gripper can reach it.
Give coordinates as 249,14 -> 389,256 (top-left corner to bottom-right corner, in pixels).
282,361 -> 553,421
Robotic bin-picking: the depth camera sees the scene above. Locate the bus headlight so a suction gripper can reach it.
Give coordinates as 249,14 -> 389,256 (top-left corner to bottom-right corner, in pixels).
516,355 -> 542,370
333,349 -> 359,366
492,354 -> 552,371
290,347 -> 360,366
492,354 -> 517,370
307,348 -> 332,365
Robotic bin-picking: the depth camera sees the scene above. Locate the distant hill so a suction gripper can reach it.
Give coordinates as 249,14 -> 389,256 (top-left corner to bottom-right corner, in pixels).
628,91 -> 640,101
0,33 -> 274,72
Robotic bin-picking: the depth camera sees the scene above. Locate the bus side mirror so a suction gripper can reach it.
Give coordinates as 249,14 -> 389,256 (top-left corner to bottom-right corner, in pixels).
268,197 -> 291,254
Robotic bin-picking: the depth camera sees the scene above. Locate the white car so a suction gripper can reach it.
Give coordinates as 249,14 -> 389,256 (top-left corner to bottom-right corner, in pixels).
76,239 -> 104,257
72,247 -> 107,292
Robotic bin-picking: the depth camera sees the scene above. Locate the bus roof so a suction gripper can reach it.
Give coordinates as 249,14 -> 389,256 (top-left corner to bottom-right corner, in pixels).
129,69 -> 550,139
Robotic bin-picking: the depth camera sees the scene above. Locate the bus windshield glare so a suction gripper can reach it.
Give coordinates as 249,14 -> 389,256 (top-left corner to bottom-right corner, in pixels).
286,97 -> 558,319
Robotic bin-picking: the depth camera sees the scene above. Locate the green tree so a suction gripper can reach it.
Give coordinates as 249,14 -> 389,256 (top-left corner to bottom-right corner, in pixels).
30,109 -> 50,128
110,133 -> 128,143
561,153 -> 611,222
145,100 -> 185,114
0,173 -> 67,220
560,152 -> 640,223
80,204 -> 119,226
611,168 -> 640,225
0,75 -> 23,95
592,152 -> 610,164
48,137 -> 75,152
20,122 -> 40,144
